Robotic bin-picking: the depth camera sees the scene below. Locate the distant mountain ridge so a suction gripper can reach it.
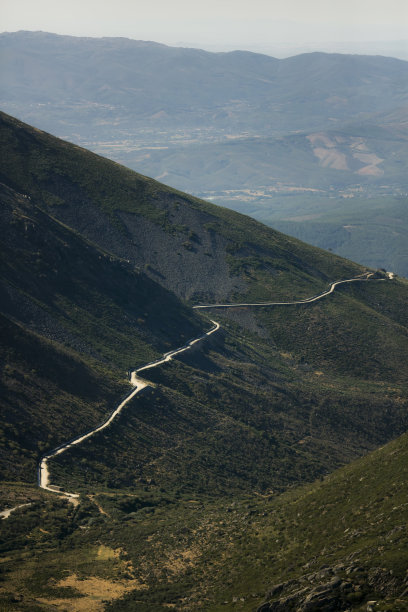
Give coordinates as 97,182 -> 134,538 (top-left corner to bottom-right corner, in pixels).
1,31 -> 407,136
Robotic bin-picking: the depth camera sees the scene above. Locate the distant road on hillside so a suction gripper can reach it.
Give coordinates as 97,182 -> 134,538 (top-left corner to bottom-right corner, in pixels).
193,273 -> 379,309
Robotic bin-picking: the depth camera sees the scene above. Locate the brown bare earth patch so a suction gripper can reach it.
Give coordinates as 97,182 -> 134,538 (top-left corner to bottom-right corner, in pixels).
97,545 -> 116,560
37,595 -> 102,612
352,152 -> 383,166
356,164 -> 384,176
312,147 -> 349,170
307,132 -> 385,175
353,151 -> 384,176
37,572 -> 147,612
307,132 -> 335,148
96,545 -> 138,577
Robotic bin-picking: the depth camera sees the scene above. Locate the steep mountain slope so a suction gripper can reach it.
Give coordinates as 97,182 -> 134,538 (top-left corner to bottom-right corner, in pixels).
192,429 -> 408,611
0,180 -> 205,481
1,110 -> 408,490
0,110 -> 364,304
0,113 -> 407,610
103,429 -> 408,611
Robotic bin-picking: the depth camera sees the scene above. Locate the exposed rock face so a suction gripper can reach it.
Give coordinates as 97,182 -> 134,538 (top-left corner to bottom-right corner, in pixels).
258,578 -> 354,611
257,563 -> 405,612
47,193 -> 246,302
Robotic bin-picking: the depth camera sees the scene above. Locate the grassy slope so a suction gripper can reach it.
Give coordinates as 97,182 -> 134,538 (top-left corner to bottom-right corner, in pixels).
0,429 -> 407,610
47,306 -> 408,498
202,430 -> 408,611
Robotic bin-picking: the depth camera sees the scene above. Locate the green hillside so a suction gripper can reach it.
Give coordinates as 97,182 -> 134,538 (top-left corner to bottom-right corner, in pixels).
1,424 -> 407,610
105,428 -> 408,611
1,110 -> 407,490
0,112 -> 407,610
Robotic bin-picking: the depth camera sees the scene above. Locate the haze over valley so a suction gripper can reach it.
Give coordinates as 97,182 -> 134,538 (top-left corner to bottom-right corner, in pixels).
1,31 -> 408,275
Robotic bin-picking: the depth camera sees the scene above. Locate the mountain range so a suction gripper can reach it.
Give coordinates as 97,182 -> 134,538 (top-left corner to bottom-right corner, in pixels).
0,112 -> 408,610
2,31 -> 407,134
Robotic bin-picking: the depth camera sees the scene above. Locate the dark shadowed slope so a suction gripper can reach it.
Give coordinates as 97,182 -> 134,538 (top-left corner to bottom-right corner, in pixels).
1,111 -> 408,494
0,180 -> 205,482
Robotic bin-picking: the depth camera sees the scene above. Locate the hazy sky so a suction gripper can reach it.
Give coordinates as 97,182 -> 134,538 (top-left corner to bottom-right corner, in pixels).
2,0 -> 408,56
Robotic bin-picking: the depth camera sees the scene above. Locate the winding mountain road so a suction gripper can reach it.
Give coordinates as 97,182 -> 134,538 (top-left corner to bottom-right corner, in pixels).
38,273 -> 380,498
38,320 -> 220,497
193,274 -> 377,309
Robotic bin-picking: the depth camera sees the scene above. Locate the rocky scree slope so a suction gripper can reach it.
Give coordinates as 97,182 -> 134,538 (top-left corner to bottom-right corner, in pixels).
0,110 -> 364,304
